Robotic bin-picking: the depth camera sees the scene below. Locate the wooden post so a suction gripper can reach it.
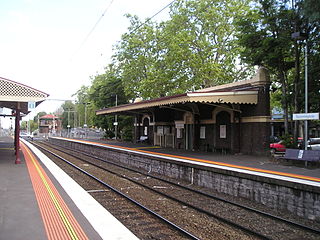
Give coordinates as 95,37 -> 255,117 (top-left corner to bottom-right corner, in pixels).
15,109 -> 21,164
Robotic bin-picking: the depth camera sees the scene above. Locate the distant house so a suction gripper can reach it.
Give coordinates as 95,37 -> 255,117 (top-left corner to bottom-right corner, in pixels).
39,114 -> 62,134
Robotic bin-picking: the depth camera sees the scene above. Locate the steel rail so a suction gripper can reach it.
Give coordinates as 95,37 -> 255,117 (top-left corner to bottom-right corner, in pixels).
32,142 -> 200,240
36,142 -> 273,240
43,141 -> 320,236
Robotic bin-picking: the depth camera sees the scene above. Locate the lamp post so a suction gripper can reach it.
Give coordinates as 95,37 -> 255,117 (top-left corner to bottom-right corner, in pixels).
83,102 -> 90,138
67,108 -> 70,137
115,95 -> 118,140
291,32 -> 308,150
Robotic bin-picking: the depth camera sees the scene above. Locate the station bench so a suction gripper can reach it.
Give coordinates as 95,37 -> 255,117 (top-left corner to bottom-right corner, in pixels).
281,149 -> 320,167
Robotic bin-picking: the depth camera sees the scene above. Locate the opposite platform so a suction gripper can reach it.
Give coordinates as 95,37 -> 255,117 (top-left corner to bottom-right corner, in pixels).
52,137 -> 320,186
49,137 -> 320,221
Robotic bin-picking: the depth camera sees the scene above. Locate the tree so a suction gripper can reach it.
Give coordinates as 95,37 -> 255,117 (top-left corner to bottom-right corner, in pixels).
33,111 -> 47,123
237,0 -> 320,141
61,101 -> 76,129
162,0 -> 252,88
115,0 -> 253,99
73,85 -> 91,128
82,64 -> 133,139
302,0 -> 320,22
236,0 -> 297,134
115,15 -> 162,99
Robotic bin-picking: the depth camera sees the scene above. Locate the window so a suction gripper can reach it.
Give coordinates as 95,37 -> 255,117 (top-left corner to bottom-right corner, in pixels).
200,126 -> 206,139
177,128 -> 182,138
220,125 -> 226,138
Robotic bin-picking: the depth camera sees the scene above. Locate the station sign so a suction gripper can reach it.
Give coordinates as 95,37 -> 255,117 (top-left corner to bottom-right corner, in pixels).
113,122 -> 118,126
293,113 -> 319,120
28,101 -> 36,111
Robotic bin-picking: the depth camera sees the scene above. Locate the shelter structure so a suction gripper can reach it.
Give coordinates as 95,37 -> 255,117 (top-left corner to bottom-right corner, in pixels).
96,67 -> 271,155
39,114 -> 62,135
0,77 -> 49,163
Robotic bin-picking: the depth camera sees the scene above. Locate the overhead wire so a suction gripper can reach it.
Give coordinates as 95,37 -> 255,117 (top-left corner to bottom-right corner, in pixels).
129,0 -> 177,34
71,0 -> 176,59
72,0 -> 114,59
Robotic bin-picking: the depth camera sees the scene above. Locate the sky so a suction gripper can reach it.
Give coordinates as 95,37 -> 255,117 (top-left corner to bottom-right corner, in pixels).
0,0 -> 173,128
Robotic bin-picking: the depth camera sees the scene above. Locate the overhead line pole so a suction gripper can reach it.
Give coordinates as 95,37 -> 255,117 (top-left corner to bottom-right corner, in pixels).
304,41 -> 308,150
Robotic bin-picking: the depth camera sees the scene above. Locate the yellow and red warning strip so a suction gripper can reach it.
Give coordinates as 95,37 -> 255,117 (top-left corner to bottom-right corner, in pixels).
21,141 -> 89,240
69,138 -> 320,183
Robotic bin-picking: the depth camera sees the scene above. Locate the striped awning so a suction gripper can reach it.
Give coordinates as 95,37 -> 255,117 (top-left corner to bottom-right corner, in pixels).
96,67 -> 271,116
96,90 -> 258,115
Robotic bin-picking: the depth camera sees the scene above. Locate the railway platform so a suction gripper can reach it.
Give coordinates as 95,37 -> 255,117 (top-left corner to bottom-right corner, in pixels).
0,136 -> 138,240
71,137 -> 320,181
48,137 -> 320,222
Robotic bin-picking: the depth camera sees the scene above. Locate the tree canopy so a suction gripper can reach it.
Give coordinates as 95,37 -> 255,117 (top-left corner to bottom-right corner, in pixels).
114,0 -> 252,99
65,0 -> 320,141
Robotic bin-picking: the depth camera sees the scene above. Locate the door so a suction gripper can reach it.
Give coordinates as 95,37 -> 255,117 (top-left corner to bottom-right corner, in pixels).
185,124 -> 193,150
215,111 -> 231,151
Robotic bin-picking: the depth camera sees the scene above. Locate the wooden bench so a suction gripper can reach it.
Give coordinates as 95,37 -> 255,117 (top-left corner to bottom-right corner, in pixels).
281,149 -> 320,167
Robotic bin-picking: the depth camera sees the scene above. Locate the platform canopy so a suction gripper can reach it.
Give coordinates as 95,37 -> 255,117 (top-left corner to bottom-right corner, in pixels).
0,77 -> 49,114
96,67 -> 269,116
96,90 -> 258,115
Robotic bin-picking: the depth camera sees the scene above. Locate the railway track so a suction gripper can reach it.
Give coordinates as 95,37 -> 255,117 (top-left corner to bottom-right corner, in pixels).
31,140 -> 320,240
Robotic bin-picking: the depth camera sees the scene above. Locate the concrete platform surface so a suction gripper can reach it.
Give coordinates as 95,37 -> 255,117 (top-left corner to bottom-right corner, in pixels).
0,136 -> 138,240
0,137 -> 47,240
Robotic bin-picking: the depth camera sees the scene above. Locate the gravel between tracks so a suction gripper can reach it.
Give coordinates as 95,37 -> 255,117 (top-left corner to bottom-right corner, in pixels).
36,141 -> 320,240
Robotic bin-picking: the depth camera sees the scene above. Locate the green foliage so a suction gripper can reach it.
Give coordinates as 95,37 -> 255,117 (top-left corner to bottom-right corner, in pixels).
115,0 -> 253,99
236,1 -> 295,72
21,120 -> 38,133
61,101 -> 76,129
71,0 -> 320,141
236,0 -> 320,134
302,0 -> 320,21
33,111 -> 47,122
104,129 -> 114,139
119,116 -> 133,141
20,121 -> 27,130
281,134 -> 297,149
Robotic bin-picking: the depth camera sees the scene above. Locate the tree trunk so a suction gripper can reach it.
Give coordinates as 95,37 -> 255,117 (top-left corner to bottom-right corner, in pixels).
279,70 -> 289,134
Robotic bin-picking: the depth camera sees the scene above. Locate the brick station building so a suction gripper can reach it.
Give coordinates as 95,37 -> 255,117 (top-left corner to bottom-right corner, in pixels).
96,67 -> 271,155
39,114 -> 62,134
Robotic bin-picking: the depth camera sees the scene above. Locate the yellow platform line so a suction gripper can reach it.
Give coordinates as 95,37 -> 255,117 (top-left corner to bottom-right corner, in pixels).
66,138 -> 320,183
21,142 -> 89,240
135,146 -> 162,149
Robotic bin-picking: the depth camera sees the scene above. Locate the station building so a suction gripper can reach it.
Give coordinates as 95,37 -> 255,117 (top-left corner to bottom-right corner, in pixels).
96,67 -> 271,155
39,114 -> 62,134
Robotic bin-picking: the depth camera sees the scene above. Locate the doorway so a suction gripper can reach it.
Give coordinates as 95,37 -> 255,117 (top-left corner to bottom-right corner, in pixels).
215,111 -> 231,152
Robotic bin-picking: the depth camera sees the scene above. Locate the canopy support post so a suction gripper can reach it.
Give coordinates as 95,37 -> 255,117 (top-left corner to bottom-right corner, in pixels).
15,109 -> 21,164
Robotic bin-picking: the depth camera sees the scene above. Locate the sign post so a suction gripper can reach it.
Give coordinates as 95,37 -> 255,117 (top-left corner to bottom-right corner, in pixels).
293,113 -> 319,150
